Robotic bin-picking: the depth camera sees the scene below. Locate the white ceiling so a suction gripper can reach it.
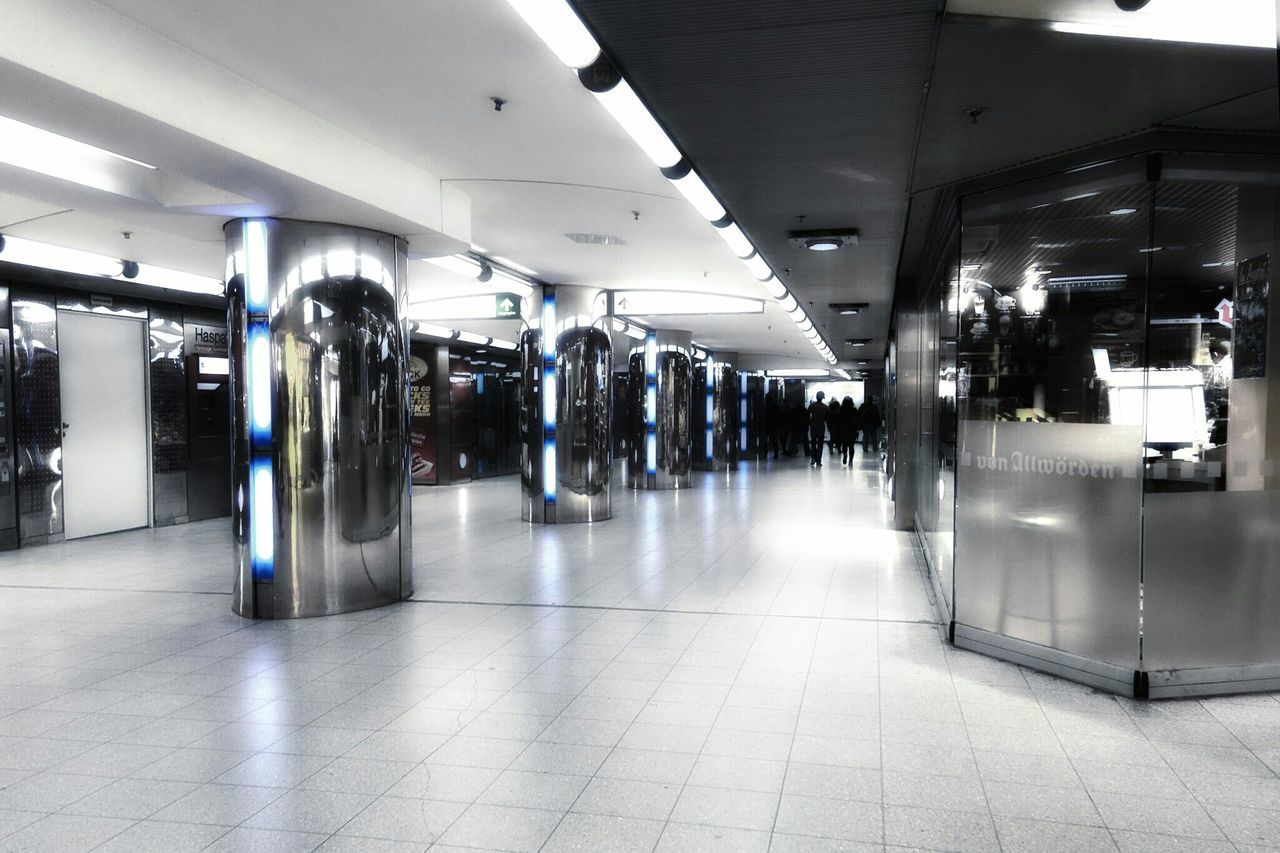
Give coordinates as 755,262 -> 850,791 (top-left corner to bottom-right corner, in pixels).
0,0 -> 832,366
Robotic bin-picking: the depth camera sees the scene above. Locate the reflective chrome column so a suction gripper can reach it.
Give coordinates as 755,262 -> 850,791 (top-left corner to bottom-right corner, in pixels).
627,329 -> 693,490
709,352 -> 740,471
226,219 -> 412,619
521,285 -> 612,523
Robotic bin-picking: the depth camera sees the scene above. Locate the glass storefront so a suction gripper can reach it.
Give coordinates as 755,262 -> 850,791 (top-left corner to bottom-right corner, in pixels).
906,149 -> 1280,696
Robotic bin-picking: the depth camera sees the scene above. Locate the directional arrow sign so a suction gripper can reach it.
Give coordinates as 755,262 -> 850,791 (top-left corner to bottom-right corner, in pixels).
1215,298 -> 1234,328
495,294 -> 519,318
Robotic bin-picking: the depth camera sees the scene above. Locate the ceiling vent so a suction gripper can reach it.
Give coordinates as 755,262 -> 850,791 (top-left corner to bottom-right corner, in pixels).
565,232 -> 626,246
830,302 -> 869,315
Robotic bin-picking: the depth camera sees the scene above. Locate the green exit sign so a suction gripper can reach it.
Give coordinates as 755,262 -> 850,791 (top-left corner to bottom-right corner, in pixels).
495,293 -> 520,318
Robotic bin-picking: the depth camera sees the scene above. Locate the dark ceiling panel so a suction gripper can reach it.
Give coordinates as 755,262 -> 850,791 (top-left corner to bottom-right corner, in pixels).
573,0 -> 944,367
913,17 -> 1278,191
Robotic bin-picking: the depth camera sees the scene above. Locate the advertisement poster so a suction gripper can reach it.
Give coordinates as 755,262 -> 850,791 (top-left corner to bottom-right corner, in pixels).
1234,254 -> 1270,379
409,343 -> 437,484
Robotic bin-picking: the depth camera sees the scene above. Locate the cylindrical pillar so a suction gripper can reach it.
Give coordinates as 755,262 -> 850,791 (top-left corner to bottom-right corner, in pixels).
692,357 -> 710,471
709,352 -> 740,471
226,218 -> 412,619
521,285 -> 612,523
627,329 -> 693,490
741,373 -> 767,460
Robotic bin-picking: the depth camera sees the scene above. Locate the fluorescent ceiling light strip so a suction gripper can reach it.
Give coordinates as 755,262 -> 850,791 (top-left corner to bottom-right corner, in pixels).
778,293 -> 797,313
411,294 -> 502,321
0,114 -> 155,194
743,253 -> 772,281
505,0 -> 600,66
1048,18 -> 1273,49
669,171 -> 726,222
714,223 -> 754,258
0,235 -> 123,277
126,263 -> 224,295
613,290 -> 762,316
762,277 -> 787,299
491,255 -> 538,277
455,331 -> 490,345
490,338 -> 519,350
415,323 -> 455,339
592,80 -> 682,169
490,268 -> 534,298
767,369 -> 829,378
425,254 -> 482,278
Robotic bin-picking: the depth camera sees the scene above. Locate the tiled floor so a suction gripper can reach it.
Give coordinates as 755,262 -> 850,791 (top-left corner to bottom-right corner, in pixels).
1,454 -> 1279,851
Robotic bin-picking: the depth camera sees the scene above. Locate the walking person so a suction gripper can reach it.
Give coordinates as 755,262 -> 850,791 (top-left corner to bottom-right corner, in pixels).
763,394 -> 781,459
859,396 -> 880,454
842,395 -> 858,464
807,391 -> 829,467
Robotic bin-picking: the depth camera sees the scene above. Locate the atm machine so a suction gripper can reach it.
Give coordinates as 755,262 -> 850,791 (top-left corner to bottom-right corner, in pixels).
0,287 -> 16,549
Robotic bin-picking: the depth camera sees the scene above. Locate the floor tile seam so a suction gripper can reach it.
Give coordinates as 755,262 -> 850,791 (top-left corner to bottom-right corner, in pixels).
418,609 -> 666,848
931,623 -> 1003,851
571,617 -> 770,853
525,609 -> 684,853
1024,668 -> 1136,852
0,583 -> 231,596
404,597 -> 940,627
768,592 -> 827,847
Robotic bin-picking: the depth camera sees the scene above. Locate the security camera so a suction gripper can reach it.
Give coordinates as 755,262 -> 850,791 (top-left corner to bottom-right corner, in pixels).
1114,0 -> 1152,10
121,260 -> 140,279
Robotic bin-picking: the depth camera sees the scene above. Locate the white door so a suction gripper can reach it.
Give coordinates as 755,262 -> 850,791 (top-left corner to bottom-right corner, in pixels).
58,311 -> 150,539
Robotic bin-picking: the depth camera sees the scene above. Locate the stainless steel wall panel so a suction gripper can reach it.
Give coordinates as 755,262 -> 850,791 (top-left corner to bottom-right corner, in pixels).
11,292 -> 63,544
149,305 -> 188,526
1143,491 -> 1280,671
954,420 -> 1142,669
226,218 -> 411,619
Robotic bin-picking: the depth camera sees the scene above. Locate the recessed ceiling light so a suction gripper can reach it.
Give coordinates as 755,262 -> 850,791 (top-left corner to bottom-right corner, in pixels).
1202,261 -> 1226,268
787,229 -> 859,251
1109,208 -> 1139,216
1062,192 -> 1100,202
805,239 -> 841,252
830,302 -> 867,316
1138,246 -> 1164,253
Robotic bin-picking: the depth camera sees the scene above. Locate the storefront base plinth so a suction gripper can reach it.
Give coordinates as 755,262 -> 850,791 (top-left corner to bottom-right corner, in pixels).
1146,664 -> 1280,700
951,624 -> 1137,697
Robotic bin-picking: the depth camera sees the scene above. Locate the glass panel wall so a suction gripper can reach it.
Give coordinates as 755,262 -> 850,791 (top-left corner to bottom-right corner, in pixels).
956,178 -> 1154,669
940,152 -> 1280,692
1142,178 -> 1280,674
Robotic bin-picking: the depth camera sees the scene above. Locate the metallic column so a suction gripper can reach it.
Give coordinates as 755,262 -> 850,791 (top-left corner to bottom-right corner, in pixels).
627,329 -> 693,490
521,285 -> 612,523
226,219 -> 412,619
709,352 -> 740,471
740,373 -> 766,460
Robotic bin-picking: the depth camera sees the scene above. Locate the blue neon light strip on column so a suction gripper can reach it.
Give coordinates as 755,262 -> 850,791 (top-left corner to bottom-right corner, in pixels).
645,333 -> 657,475
249,458 -> 275,580
705,359 -> 714,461
244,220 -> 269,314
542,291 -> 557,503
244,219 -> 273,580
247,321 -> 272,447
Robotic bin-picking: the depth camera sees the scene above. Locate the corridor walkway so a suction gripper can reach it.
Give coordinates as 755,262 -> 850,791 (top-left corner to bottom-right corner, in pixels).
0,455 -> 1277,851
